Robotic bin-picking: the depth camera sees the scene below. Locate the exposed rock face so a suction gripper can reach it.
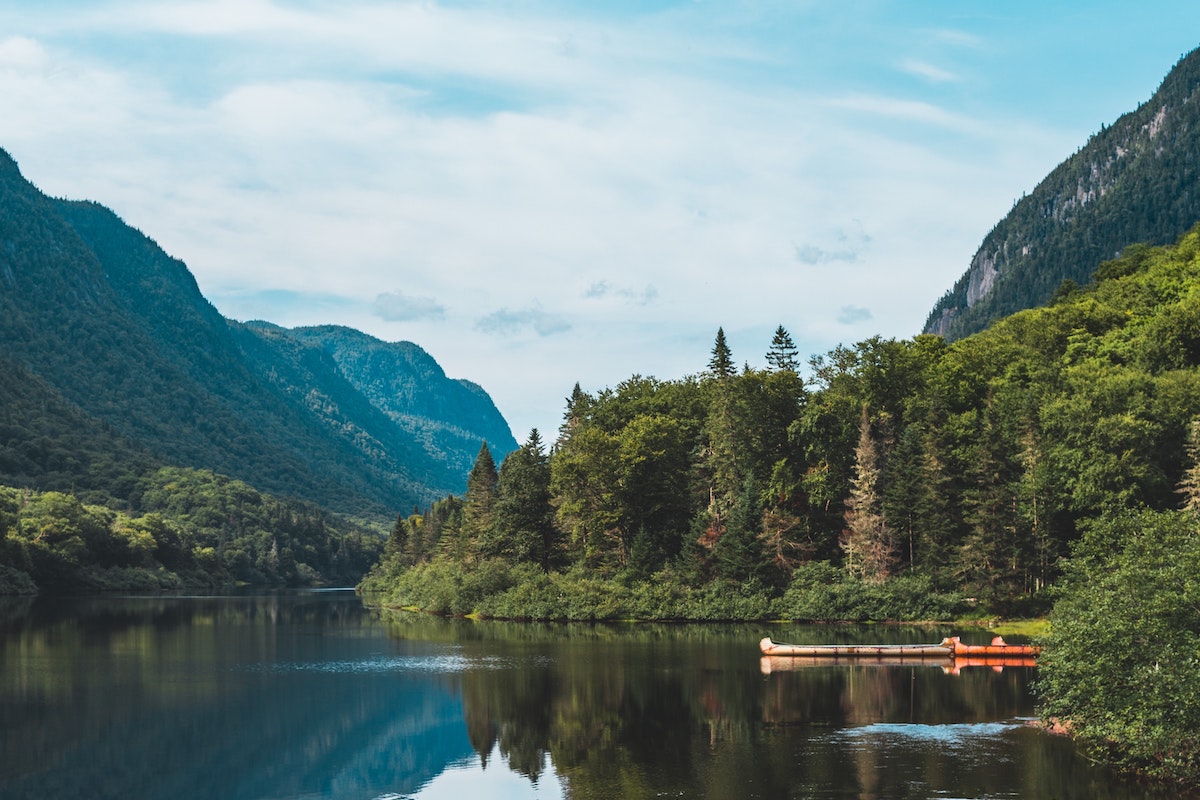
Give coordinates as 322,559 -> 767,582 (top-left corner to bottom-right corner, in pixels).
966,247 -> 1002,308
924,47 -> 1200,341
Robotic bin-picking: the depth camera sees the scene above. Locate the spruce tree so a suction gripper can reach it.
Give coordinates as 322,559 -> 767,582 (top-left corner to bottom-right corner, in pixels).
454,442 -> 498,563
715,474 -> 764,583
765,325 -> 800,372
488,429 -> 558,570
1180,418 -> 1200,513
708,327 -> 734,379
841,405 -> 895,583
557,382 -> 591,447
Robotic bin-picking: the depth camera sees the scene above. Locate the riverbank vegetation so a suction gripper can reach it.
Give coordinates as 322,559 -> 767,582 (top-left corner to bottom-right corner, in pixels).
0,467 -> 382,593
361,227 -> 1200,785
1038,508 -> 1200,783
366,228 -> 1200,621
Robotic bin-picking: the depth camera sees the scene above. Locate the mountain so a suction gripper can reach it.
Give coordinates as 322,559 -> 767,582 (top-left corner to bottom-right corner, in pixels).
282,324 -> 516,482
924,46 -> 1200,340
0,148 -> 516,520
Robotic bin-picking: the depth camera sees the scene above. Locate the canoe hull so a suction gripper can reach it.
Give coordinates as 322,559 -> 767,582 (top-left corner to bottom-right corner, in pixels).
759,637 -> 952,658
946,636 -> 1040,657
759,636 -> 1041,658
760,654 -> 1039,675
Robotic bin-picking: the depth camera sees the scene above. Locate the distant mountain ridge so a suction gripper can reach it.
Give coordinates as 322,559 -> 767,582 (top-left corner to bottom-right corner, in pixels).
0,148 -> 516,519
925,46 -> 1200,340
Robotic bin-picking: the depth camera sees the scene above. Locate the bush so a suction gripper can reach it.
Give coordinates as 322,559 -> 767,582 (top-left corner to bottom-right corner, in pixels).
778,562 -> 968,621
1037,510 -> 1200,784
0,564 -> 37,595
374,560 -> 785,621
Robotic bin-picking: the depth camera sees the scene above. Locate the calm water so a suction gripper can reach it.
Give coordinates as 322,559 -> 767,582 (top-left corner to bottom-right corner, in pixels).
0,591 -> 1180,799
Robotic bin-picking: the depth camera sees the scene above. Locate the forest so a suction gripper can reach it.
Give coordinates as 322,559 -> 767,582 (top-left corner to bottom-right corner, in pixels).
361,224 -> 1200,782
0,467 -> 382,594
364,225 -> 1200,621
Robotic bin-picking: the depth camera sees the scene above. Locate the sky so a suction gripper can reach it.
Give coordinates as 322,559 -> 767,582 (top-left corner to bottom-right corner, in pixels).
0,1 -> 1198,442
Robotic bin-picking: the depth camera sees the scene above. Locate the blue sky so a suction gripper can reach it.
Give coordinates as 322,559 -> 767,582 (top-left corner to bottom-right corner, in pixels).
1,1 -> 1198,442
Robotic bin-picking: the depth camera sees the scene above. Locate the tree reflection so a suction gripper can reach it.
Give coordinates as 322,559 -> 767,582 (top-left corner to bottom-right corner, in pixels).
395,619 -> 1042,799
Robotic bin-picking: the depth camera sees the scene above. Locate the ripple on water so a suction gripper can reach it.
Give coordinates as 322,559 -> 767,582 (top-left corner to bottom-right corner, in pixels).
239,653 -> 553,674
832,720 -> 1025,751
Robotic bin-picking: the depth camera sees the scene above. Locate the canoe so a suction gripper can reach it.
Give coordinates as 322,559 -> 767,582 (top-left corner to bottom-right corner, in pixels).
759,635 -> 1040,658
760,654 -> 1038,675
945,635 -> 1040,657
759,637 -> 952,658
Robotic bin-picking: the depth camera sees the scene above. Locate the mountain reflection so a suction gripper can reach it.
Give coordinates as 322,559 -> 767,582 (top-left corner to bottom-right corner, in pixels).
0,594 -> 475,800
1,597 -> 1173,800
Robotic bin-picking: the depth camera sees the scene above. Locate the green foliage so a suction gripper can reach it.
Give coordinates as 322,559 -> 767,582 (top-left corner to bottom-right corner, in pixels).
779,562 -> 968,622
367,222 -> 1200,660
1038,510 -> 1200,782
370,560 -> 777,621
486,430 -> 559,570
0,469 -> 384,594
0,151 -> 516,525
765,325 -> 801,372
925,49 -> 1200,341
708,327 -> 734,379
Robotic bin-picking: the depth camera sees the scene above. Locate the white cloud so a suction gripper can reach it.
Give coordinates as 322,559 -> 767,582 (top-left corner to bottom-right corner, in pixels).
476,307 -> 572,338
3,0 -> 1183,437
584,280 -> 658,306
898,58 -> 960,84
837,306 -> 873,325
794,223 -> 873,266
0,36 -> 48,71
825,93 -> 982,134
372,290 -> 446,323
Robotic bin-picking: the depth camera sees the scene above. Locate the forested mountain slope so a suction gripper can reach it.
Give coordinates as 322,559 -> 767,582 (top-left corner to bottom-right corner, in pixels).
271,324 -> 516,486
0,148 -> 515,519
925,46 -> 1200,340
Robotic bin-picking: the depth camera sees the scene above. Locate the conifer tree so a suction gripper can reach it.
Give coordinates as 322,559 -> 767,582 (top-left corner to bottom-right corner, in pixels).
557,383 -> 591,447
765,325 -> 800,372
708,327 -> 734,379
383,510 -> 415,568
1179,418 -> 1200,513
488,429 -> 558,570
452,442 -> 498,563
715,474 -> 764,582
384,511 -> 409,559
841,405 -> 895,583
702,329 -> 741,544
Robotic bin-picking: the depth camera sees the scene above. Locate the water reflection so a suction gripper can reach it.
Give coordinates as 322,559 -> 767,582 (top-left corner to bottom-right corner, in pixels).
407,747 -> 565,800
0,596 -> 1188,800
0,593 -> 475,800
377,614 -> 1184,800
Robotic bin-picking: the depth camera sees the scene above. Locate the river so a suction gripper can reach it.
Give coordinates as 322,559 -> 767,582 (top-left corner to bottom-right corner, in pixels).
0,591 -> 1180,799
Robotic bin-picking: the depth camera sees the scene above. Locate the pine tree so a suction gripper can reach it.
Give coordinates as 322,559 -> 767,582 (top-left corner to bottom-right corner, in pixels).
452,442 -> 498,563
841,405 -> 895,583
557,382 -> 591,447
765,325 -> 800,372
1180,418 -> 1200,513
715,474 -> 764,582
383,510 -> 413,567
488,429 -> 559,570
958,397 -> 1019,602
708,327 -> 734,379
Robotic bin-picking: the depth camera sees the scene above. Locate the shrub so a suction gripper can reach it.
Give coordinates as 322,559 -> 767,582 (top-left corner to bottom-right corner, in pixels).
1038,510 -> 1200,784
778,562 -> 968,621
